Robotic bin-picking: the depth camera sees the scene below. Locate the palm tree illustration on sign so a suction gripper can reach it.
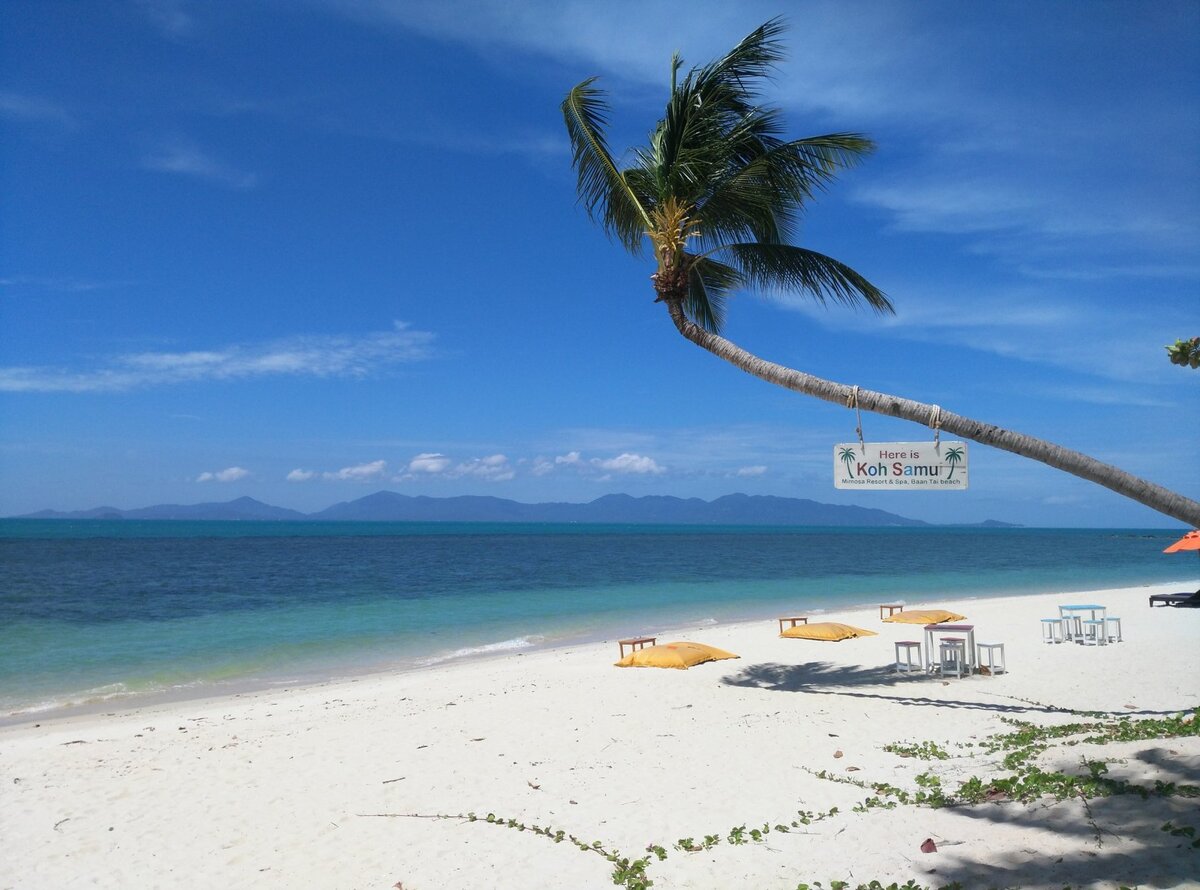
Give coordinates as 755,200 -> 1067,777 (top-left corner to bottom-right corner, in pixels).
944,446 -> 964,480
838,447 -> 858,479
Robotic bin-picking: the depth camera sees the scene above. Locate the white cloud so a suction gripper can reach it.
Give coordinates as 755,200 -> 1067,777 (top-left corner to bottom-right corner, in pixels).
0,91 -> 75,128
406,453 -> 452,474
1041,494 -> 1086,507
315,0 -> 1196,289
452,454 -> 515,481
323,460 -> 387,482
785,275 -> 1191,385
1025,384 -> 1177,411
136,0 -> 195,36
197,466 -> 250,483
311,0 -> 709,80
591,453 -> 665,475
735,465 -> 768,477
286,469 -> 316,482
529,449 -> 666,478
374,123 -> 568,163
0,274 -> 132,293
142,138 -> 257,189
0,322 -> 435,392
854,180 -> 1041,237
309,1 -> 948,122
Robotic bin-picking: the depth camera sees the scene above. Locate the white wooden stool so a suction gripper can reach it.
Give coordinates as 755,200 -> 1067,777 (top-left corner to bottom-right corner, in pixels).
1105,617 -> 1123,642
1040,618 -> 1063,643
977,642 -> 1006,675
939,640 -> 967,678
894,640 -> 922,674
1080,619 -> 1107,646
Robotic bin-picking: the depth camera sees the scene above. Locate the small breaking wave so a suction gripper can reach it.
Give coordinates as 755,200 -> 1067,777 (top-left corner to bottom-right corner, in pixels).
2,681 -> 145,719
0,676 -> 221,721
415,635 -> 546,667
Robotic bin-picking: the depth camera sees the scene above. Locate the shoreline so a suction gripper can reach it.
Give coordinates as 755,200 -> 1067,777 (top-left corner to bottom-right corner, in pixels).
4,582 -> 1195,887
5,525 -> 1192,726
4,578 -> 1196,729
4,581 -> 1200,888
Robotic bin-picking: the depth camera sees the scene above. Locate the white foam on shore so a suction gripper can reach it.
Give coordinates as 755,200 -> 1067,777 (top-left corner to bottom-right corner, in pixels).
2,678 -> 209,721
414,634 -> 546,667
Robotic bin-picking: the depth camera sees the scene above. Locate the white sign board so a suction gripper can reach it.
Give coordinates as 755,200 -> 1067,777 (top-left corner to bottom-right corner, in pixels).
834,442 -> 968,490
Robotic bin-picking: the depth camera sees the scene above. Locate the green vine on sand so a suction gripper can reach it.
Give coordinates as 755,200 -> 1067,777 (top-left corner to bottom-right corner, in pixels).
809,708 -> 1200,816
364,707 -> 1200,889
982,707 -> 1200,769
1162,820 -> 1200,850
882,740 -> 952,760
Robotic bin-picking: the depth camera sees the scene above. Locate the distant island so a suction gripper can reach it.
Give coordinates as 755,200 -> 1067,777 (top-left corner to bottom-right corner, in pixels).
14,491 -> 1020,527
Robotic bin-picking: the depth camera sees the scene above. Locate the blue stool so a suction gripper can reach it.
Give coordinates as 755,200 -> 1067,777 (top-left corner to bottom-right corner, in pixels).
1040,618 -> 1063,643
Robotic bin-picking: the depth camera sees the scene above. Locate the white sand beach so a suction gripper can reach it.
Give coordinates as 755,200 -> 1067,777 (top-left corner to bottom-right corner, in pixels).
2,581 -> 1198,890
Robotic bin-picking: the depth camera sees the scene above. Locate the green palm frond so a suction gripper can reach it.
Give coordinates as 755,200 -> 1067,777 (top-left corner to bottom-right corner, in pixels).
623,162 -> 661,218
686,17 -> 786,113
561,78 -> 651,251
561,18 -> 890,334
753,133 -> 876,207
685,110 -> 787,245
686,255 -> 741,333
649,19 -> 786,201
698,132 -> 875,248
721,243 -> 892,313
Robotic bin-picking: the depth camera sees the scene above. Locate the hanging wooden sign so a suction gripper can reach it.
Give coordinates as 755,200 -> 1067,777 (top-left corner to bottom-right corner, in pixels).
834,442 -> 968,490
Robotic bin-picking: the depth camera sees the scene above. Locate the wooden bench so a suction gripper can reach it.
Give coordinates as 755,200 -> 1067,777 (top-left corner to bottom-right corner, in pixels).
777,616 -> 809,633
879,603 -> 905,619
617,636 -> 657,658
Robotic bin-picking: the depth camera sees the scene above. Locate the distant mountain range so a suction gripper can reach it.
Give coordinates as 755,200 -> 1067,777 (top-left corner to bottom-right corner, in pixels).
14,491 -> 1019,527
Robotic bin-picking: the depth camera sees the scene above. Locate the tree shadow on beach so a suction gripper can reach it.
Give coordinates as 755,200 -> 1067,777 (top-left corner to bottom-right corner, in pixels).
722,659 -> 902,691
722,661 -> 1200,886
926,747 -> 1200,888
720,661 -> 1185,717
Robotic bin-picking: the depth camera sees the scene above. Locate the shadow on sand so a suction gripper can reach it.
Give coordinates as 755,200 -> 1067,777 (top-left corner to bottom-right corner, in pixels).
928,747 -> 1200,888
720,660 -> 1200,887
719,660 -> 1184,718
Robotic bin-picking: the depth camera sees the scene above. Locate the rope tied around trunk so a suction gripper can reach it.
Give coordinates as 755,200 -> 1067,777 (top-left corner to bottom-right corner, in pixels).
846,385 -> 865,452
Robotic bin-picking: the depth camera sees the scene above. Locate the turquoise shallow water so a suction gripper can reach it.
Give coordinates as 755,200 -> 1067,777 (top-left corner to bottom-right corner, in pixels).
1,521 -> 1194,718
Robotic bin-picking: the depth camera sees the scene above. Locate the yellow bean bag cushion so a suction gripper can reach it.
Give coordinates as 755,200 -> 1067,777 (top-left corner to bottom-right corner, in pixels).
881,609 -> 965,625
614,642 -> 739,669
780,622 -> 878,641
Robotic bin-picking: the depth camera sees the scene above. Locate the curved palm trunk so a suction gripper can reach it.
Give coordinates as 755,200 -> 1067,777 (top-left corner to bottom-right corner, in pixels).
663,299 -> 1200,526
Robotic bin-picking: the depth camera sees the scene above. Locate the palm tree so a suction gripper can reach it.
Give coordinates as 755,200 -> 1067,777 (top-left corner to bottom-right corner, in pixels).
837,446 -> 857,480
562,19 -> 1200,526
943,447 -> 964,481
1166,337 -> 1200,369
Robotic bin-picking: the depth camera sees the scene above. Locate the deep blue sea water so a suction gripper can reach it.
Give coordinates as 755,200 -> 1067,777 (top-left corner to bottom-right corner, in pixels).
1,521 -> 1195,719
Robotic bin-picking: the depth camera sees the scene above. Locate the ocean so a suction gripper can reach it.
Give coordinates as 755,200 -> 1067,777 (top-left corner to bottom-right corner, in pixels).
1,521 -> 1194,720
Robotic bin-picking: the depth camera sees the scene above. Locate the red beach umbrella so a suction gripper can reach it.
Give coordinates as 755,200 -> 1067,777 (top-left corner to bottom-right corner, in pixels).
1163,530 -> 1200,555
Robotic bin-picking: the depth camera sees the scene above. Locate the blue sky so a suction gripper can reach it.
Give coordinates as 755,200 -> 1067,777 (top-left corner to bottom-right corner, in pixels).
1,0 -> 1197,527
